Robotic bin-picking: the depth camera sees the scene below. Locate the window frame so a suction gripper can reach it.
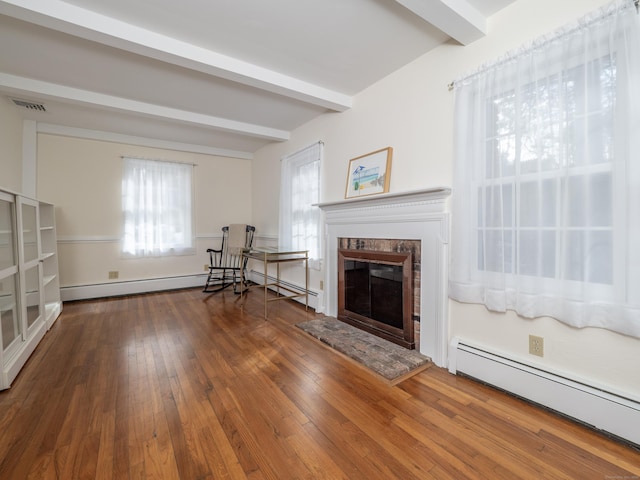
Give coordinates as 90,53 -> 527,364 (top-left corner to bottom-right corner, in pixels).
471,55 -> 619,302
121,157 -> 195,258
279,142 -> 323,268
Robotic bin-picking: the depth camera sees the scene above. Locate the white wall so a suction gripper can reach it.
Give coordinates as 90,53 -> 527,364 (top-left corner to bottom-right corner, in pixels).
0,99 -> 24,193
252,0 -> 640,400
37,134 -> 252,289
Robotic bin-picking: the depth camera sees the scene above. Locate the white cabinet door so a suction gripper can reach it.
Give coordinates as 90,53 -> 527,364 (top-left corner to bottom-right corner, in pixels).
0,192 -> 21,380
17,197 -> 44,337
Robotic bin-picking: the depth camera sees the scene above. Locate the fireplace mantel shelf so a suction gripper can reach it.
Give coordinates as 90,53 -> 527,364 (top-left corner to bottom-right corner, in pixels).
316,187 -> 451,211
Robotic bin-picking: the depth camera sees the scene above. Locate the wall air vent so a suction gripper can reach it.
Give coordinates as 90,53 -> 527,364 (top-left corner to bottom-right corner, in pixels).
10,98 -> 47,112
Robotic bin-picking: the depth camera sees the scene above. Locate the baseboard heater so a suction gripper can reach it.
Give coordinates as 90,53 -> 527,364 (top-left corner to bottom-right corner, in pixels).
448,338 -> 640,447
61,274 -> 206,301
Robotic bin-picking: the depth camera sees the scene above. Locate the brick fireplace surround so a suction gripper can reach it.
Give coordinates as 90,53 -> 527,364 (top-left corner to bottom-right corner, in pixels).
317,188 -> 451,367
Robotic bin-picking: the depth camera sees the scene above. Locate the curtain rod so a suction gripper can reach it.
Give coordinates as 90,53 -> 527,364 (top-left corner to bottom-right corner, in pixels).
447,0 -> 637,91
121,155 -> 197,166
280,140 -> 324,161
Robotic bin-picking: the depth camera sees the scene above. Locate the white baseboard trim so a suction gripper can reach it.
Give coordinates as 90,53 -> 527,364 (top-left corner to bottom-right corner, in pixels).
448,337 -> 640,447
61,274 -> 206,301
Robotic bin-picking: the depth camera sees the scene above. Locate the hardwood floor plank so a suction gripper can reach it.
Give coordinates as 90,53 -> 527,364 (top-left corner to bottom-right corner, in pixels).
1,288 -> 638,479
95,410 -> 116,480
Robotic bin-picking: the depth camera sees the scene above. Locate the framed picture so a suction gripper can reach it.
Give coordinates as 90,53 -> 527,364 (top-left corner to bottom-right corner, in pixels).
344,147 -> 393,199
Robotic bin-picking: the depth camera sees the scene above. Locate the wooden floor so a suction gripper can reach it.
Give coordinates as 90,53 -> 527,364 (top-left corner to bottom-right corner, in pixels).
1,288 -> 638,479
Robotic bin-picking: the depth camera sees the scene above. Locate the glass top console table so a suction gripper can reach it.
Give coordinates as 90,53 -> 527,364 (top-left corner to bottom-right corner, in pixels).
240,247 -> 309,319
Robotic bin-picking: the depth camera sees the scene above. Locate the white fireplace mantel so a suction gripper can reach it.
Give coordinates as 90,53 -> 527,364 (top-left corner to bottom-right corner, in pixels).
317,187 -> 451,367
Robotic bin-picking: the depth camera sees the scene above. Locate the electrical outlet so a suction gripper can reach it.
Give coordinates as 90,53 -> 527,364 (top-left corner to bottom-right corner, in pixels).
108,271 -> 119,280
204,264 -> 209,272
319,280 -> 324,290
529,335 -> 544,357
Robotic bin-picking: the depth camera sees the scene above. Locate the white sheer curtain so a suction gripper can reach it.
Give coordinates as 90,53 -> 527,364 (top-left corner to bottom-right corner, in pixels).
279,142 -> 323,269
122,157 -> 195,257
450,0 -> 640,337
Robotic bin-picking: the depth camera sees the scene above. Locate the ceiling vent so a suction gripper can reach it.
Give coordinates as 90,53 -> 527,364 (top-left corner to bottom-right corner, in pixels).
10,98 -> 47,112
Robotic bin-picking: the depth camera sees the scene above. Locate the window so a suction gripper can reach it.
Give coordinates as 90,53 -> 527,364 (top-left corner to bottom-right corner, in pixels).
479,58 -> 616,285
449,0 -> 640,338
279,142 -> 322,269
122,157 -> 194,257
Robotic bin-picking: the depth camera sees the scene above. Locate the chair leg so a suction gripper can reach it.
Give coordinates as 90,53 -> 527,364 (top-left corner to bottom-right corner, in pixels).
204,268 -> 238,293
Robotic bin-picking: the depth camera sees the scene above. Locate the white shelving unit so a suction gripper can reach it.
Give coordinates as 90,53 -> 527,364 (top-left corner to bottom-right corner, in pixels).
0,189 -> 62,390
39,202 -> 62,329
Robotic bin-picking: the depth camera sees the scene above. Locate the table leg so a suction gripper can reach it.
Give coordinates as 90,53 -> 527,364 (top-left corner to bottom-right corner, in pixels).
263,255 -> 267,319
240,252 -> 245,308
305,256 -> 308,311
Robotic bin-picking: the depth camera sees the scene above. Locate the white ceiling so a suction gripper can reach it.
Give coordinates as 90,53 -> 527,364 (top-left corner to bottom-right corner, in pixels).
0,0 -> 514,159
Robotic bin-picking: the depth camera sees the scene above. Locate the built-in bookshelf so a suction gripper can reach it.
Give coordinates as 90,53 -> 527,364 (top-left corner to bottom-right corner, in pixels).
0,190 -> 61,390
39,202 -> 61,329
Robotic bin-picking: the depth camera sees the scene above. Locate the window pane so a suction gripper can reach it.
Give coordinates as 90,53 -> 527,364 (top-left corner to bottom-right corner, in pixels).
518,230 -> 538,276
519,181 -> 538,227
567,176 -> 586,227
541,230 -> 556,279
0,199 -> 15,270
518,230 -> 556,278
21,203 -> 38,263
25,265 -> 40,328
479,230 -> 513,273
481,185 -> 513,228
590,173 -> 612,227
587,231 -> 612,284
541,179 -> 557,227
486,92 -> 516,178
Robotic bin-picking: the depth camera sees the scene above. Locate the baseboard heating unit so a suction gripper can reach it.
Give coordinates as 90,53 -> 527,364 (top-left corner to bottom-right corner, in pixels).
61,274 -> 205,301
448,338 -> 640,447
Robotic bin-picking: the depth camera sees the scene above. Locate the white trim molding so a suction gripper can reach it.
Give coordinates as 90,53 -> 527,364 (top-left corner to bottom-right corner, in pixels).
318,187 -> 451,366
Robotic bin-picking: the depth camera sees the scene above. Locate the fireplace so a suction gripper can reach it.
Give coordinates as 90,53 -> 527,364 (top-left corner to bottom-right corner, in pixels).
338,248 -> 414,348
317,187 -> 451,366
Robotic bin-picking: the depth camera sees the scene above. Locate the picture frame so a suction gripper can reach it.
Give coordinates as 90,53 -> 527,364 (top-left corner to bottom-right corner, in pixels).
344,147 -> 393,199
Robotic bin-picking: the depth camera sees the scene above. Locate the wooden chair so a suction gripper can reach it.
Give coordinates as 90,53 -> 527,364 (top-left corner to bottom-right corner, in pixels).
203,224 -> 255,293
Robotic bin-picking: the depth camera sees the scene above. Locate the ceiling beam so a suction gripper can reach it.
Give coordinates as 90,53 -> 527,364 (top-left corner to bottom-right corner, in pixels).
36,123 -> 254,160
395,0 -> 486,45
0,0 -> 352,112
0,73 -> 290,142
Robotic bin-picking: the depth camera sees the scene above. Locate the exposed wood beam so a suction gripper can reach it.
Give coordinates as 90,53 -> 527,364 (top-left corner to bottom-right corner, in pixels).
0,0 -> 353,112
395,0 -> 486,45
0,73 -> 290,142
